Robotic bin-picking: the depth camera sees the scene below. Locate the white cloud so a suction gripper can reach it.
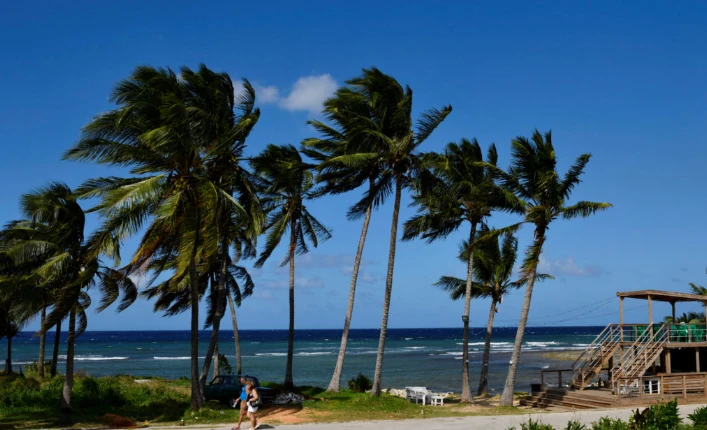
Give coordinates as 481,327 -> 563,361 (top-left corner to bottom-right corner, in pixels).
538,256 -> 604,278
244,74 -> 337,114
255,84 -> 280,103
278,75 -> 337,113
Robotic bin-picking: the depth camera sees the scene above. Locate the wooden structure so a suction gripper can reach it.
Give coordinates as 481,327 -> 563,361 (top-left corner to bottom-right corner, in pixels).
526,290 -> 707,409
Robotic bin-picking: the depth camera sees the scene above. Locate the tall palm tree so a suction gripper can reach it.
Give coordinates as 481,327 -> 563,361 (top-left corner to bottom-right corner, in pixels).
250,144 -> 332,389
64,65 -> 251,409
1,183 -> 137,410
301,92 -> 386,392
403,139 -> 522,401
498,130 -> 611,406
434,232 -> 546,396
314,68 -> 451,396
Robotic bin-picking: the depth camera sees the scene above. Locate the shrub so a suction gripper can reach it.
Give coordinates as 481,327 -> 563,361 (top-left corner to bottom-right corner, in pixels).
347,373 -> 372,393
590,417 -> 631,430
516,418 -> 555,430
623,400 -> 682,430
689,406 -> 707,427
565,420 -> 587,430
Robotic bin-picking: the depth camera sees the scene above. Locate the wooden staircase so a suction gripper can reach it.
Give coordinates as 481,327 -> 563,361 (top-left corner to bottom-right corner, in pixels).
520,388 -> 614,410
572,324 -> 622,389
611,324 -> 668,394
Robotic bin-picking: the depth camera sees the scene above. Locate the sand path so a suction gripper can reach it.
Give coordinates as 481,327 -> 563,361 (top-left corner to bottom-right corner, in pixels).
155,403 -> 707,430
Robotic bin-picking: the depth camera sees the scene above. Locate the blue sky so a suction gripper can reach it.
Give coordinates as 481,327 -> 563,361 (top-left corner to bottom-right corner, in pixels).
1,1 -> 706,331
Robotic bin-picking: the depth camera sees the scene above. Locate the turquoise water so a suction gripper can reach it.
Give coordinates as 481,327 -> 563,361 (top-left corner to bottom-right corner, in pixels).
2,327 -> 601,393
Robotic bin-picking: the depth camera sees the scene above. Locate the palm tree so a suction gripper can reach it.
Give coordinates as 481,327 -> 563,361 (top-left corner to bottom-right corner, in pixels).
64,65 -> 251,409
434,232 -> 544,396
689,283 -> 707,322
250,144 -> 332,388
312,67 -> 451,396
1,183 -> 137,410
403,139 -> 522,401
498,130 -> 611,406
301,91 -> 386,392
190,73 -> 262,394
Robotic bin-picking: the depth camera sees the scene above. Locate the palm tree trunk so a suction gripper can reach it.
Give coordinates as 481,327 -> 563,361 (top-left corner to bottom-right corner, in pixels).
199,241 -> 230,393
460,222 -> 478,402
372,176 -> 403,397
227,292 -> 242,375
327,200 -> 373,392
60,306 -> 76,411
213,343 -> 219,379
478,297 -> 497,396
51,319 -> 61,377
284,220 -> 297,389
5,335 -> 12,374
499,227 -> 546,406
189,256 -> 203,410
38,306 -> 46,378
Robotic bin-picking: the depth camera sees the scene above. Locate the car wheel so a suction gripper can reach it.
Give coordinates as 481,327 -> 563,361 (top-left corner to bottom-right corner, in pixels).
230,397 -> 239,408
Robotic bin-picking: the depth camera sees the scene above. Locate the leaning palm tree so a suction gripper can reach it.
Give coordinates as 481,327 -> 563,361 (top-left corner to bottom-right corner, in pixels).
64,65 -> 251,410
250,144 -> 332,388
403,139 -> 522,402
435,232 -> 546,396
498,130 -> 611,406
317,68 -> 451,396
1,183 -> 137,410
301,93 -> 386,392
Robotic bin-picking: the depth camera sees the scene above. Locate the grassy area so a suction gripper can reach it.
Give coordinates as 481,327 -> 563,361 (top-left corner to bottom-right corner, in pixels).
0,374 -> 527,429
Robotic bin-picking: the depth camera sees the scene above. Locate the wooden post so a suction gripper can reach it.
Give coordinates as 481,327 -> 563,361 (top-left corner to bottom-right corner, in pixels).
608,357 -> 614,383
672,301 -> 676,321
683,375 -> 687,399
620,297 -> 624,341
697,348 -> 701,373
666,349 -> 672,374
648,295 -> 653,338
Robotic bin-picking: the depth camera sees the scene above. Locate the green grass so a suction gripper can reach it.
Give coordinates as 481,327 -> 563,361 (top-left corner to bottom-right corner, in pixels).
0,374 -> 527,429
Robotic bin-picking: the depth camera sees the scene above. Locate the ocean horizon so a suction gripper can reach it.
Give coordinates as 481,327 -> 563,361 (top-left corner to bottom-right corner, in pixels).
3,327 -> 602,393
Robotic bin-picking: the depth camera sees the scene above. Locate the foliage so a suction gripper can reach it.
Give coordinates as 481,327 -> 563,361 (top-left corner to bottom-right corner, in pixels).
519,418 -> 556,430
590,417 -> 631,430
217,354 -> 232,375
565,420 -> 587,430
347,373 -> 372,393
689,406 -> 707,426
630,400 -> 681,430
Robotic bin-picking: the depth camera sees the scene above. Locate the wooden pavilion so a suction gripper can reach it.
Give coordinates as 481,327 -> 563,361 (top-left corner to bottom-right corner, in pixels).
522,290 -> 707,409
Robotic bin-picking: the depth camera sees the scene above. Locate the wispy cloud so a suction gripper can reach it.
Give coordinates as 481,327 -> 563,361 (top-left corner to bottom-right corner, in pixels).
538,256 -> 605,277
260,275 -> 325,290
234,74 -> 337,114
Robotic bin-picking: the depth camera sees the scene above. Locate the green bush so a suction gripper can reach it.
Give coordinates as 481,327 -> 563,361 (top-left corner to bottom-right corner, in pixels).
509,418 -> 554,430
590,417 -> 631,430
623,400 -> 682,430
347,373 -> 372,393
565,420 -> 587,430
689,406 -> 707,427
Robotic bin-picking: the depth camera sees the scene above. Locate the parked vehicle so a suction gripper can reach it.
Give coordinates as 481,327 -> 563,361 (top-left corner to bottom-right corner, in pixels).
203,374 -> 275,406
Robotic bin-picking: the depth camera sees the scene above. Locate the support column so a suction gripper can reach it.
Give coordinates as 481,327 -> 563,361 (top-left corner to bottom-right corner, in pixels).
648,295 -> 654,338
620,297 -> 625,345
697,348 -> 701,373
672,301 -> 676,321
666,349 -> 672,374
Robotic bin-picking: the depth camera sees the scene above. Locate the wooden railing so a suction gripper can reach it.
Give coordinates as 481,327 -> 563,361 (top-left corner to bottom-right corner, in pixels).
541,368 -> 574,389
615,373 -> 707,402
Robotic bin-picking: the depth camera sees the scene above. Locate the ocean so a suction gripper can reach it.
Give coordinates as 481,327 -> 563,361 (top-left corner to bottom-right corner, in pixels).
3,327 -> 601,393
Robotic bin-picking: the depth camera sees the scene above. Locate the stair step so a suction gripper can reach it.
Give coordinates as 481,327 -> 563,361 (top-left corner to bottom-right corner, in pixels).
522,391 -> 611,409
